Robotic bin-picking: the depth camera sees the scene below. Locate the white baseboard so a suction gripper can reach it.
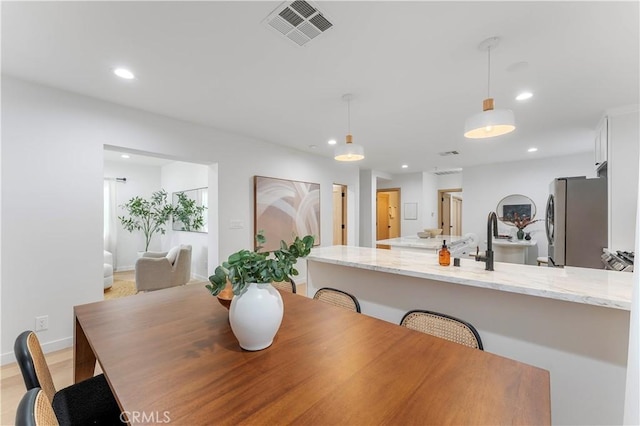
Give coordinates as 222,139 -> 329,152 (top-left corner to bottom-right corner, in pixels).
193,273 -> 208,281
1,335 -> 73,366
115,266 -> 134,272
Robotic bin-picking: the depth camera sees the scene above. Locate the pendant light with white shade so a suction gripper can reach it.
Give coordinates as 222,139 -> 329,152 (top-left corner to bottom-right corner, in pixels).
464,36 -> 515,139
334,94 -> 365,161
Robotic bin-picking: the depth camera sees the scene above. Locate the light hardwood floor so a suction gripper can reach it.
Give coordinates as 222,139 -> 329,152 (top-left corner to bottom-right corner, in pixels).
113,269 -> 135,282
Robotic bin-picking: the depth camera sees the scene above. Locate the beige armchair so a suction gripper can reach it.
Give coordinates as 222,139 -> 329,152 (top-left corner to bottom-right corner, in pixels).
135,245 -> 192,292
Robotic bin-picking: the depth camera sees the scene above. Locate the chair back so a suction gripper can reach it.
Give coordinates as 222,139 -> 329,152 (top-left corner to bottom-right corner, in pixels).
14,331 -> 57,403
271,278 -> 297,294
136,245 -> 192,292
15,388 -> 59,426
400,310 -> 483,350
172,245 -> 192,286
313,287 -> 361,313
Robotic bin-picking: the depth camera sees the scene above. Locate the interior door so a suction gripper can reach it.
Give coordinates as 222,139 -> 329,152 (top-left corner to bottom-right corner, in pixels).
451,196 -> 462,236
377,193 -> 390,241
332,184 -> 347,245
441,193 -> 451,235
387,190 -> 400,238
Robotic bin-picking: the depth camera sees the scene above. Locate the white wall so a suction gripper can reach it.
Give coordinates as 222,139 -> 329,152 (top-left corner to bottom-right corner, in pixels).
436,172 -> 463,190
422,172 -> 439,229
161,161 -> 210,280
359,170 -> 375,247
608,108 -> 640,252
463,152 -> 595,261
378,173 -> 424,237
624,176 -> 640,424
1,76 -> 360,362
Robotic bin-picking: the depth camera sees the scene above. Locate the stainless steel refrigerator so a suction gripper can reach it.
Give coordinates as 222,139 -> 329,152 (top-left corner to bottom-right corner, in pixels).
546,176 -> 607,268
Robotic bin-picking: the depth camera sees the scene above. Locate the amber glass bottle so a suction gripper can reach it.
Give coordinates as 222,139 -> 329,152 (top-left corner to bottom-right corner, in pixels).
439,240 -> 451,266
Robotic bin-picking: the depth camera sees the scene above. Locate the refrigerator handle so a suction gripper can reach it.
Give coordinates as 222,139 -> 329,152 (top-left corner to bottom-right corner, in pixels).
545,194 -> 553,245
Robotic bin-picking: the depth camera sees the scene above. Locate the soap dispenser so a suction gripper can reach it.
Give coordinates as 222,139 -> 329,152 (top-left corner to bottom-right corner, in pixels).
439,240 -> 451,266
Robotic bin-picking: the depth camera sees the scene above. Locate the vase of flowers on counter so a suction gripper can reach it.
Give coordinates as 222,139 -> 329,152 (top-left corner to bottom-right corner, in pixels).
507,213 -> 540,240
206,231 -> 315,351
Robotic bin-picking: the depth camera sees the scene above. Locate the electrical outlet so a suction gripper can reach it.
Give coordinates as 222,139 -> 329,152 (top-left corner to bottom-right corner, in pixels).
35,315 -> 49,331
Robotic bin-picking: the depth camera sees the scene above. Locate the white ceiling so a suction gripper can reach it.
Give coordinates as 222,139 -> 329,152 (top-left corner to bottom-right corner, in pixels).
2,1 -> 638,174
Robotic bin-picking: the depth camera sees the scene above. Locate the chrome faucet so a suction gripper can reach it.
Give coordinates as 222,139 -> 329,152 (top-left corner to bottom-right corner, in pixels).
476,211 -> 499,271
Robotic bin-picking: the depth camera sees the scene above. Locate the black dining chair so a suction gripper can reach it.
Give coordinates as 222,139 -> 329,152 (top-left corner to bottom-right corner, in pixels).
271,278 -> 297,294
313,287 -> 361,313
14,330 -> 124,425
400,309 -> 484,350
15,388 -> 59,426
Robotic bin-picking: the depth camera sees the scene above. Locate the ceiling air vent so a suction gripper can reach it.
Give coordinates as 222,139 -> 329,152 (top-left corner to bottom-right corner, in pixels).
263,1 -> 334,47
432,168 -> 463,176
438,150 -> 460,156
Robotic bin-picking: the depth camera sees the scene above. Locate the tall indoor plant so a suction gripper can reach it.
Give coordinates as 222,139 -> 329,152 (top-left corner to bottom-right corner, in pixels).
173,191 -> 207,232
119,189 -> 175,252
207,232 -> 315,351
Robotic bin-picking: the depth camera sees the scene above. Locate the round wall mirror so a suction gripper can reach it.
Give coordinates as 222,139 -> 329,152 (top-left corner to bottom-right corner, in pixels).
496,194 -> 536,226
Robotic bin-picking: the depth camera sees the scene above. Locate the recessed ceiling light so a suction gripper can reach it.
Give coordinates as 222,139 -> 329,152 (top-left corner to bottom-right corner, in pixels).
114,68 -> 135,80
516,92 -> 533,101
328,139 -> 337,145
527,147 -> 538,153
121,154 -> 130,159
401,164 -> 408,169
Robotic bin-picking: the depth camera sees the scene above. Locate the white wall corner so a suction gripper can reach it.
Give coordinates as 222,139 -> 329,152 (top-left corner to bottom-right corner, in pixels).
623,171 -> 640,425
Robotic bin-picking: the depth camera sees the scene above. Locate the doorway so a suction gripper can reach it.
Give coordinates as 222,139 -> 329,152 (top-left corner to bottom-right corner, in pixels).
438,188 -> 462,236
332,184 -> 347,245
451,196 -> 462,236
376,188 -> 401,243
103,147 -> 213,282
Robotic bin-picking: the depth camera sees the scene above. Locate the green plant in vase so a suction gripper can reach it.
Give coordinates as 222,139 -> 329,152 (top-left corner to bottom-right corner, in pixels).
206,231 -> 315,351
207,231 -> 315,296
508,213 -> 540,240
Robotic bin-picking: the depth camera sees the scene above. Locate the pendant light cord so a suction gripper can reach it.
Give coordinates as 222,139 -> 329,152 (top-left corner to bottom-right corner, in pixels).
347,98 -> 351,134
487,46 -> 491,98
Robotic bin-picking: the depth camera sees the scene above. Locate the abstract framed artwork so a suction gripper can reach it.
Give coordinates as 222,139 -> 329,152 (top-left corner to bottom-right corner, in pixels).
254,176 -> 320,251
502,204 -> 532,221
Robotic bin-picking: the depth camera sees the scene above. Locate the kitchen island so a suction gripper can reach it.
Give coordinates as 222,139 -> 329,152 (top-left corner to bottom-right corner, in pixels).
306,245 -> 633,425
376,235 -> 466,253
491,238 -> 538,264
378,235 -> 539,265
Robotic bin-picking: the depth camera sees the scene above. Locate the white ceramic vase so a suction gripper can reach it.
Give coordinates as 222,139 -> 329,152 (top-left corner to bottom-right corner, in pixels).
229,282 -> 284,351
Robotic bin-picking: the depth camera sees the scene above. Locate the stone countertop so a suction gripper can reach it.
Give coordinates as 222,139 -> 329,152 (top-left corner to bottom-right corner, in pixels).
491,238 -> 537,247
307,245 -> 633,311
376,235 -> 466,249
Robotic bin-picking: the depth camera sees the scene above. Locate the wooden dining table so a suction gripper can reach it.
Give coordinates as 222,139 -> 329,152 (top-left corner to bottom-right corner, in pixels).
74,284 -> 551,425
